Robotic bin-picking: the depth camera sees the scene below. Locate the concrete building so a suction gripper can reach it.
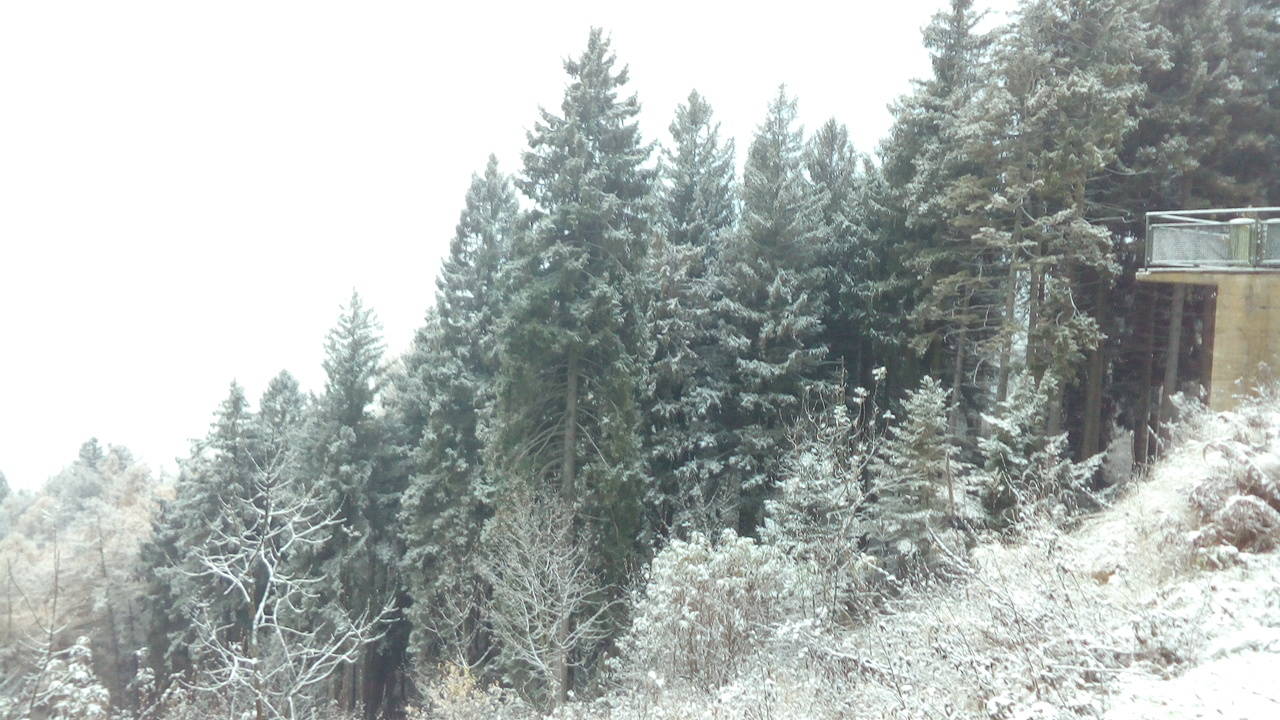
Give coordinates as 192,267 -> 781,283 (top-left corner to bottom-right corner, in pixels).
1138,208 -> 1280,411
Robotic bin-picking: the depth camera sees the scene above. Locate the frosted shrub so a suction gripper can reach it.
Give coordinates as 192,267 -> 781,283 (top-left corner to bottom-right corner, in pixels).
763,382 -> 881,620
977,373 -> 1099,526
408,663 -> 530,720
617,530 -> 809,692
40,637 -> 110,720
1189,437 -> 1280,562
478,492 -> 612,708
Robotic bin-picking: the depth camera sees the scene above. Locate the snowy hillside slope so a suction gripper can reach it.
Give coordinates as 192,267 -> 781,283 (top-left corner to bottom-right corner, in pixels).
535,398 -> 1280,720
420,398 -> 1280,720
829,398 -> 1280,719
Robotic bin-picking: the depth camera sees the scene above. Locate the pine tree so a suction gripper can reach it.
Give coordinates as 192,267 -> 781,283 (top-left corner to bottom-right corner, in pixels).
257,370 -> 308,464
867,376 -> 965,575
399,155 -> 517,667
304,292 -> 401,717
989,0 -> 1152,445
879,0 -> 996,439
1102,0 -> 1280,462
496,28 -> 655,584
805,119 -> 874,385
1218,0 -> 1280,206
144,382 -> 260,684
43,636 -> 111,720
713,86 -> 831,533
977,372 -> 1099,525
643,90 -> 737,538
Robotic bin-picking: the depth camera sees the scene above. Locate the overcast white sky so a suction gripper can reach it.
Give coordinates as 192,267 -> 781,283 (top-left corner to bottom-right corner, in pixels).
0,0 -> 1019,490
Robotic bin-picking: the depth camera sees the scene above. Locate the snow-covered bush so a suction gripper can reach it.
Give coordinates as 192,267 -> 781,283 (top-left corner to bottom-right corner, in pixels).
977,373 -> 1099,526
763,381 -> 882,620
1188,438 -> 1280,561
867,376 -> 972,579
37,637 -> 110,720
408,663 -> 531,720
616,530 -> 810,692
478,492 -> 612,708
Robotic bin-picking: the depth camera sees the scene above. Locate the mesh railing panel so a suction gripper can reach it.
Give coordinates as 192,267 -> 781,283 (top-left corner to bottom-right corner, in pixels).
1263,220 -> 1280,265
1149,223 -> 1245,266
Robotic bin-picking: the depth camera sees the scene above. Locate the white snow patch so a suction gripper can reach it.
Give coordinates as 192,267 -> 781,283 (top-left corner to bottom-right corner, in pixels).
1105,651 -> 1280,719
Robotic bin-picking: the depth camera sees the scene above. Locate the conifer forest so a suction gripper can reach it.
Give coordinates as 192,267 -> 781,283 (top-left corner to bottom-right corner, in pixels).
5,1 -> 1280,718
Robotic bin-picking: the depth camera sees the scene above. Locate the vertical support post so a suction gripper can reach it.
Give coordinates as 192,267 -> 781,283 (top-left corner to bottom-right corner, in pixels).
1145,215 -> 1153,267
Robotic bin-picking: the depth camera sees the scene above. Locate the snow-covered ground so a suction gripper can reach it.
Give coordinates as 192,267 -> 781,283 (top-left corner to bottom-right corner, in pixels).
1092,406 -> 1280,719
492,400 -> 1280,720
827,400 -> 1280,719
1031,402 -> 1280,719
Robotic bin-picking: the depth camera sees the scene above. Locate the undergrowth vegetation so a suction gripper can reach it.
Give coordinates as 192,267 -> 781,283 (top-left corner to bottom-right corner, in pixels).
400,388 -> 1280,720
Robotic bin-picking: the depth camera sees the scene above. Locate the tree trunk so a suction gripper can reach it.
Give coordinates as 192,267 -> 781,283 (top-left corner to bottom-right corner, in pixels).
362,555 -> 382,720
1133,284 -> 1156,465
93,513 -> 123,703
1047,384 -> 1063,439
1027,263 -> 1042,376
561,352 -> 579,501
950,332 -> 966,440
997,262 -> 1019,404
1081,272 -> 1109,459
553,616 -> 570,708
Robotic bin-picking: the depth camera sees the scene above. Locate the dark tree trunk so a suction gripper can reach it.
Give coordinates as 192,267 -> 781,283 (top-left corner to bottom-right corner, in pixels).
1133,284 -> 1156,465
561,353 -> 579,501
1082,272 -> 1109,459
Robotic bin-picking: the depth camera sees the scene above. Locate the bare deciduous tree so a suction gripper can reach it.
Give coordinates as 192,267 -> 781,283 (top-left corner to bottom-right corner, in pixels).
478,492 -> 612,709
184,456 -> 391,720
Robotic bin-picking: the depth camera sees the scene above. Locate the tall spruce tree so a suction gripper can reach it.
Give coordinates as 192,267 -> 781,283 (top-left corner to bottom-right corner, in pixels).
805,119 -> 874,386
643,90 -> 737,538
257,370 -> 308,464
995,0 -> 1151,447
494,29 -> 655,588
713,87 -> 831,533
399,155 -> 517,666
1103,0 -> 1280,462
304,292 -> 402,717
879,0 -> 996,442
915,0 -> 1155,460
143,382 -> 259,685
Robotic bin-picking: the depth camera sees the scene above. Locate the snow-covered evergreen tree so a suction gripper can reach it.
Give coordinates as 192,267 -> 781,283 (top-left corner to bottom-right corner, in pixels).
41,637 -> 111,720
257,370 -> 308,463
986,0 -> 1151,440
145,382 -> 260,681
303,291 -> 404,715
400,155 -> 517,666
642,90 -> 737,538
977,372 -> 1099,525
712,86 -> 831,533
867,376 -> 967,576
879,0 -> 998,439
762,376 -> 880,617
805,119 -> 873,385
495,28 -> 655,583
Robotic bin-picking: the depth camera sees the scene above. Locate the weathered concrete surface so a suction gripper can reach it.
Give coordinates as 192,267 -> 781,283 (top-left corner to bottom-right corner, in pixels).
1138,269 -> 1280,411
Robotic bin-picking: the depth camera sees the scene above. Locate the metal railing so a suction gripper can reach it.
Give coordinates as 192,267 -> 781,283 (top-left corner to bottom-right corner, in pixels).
1145,208 -> 1280,269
